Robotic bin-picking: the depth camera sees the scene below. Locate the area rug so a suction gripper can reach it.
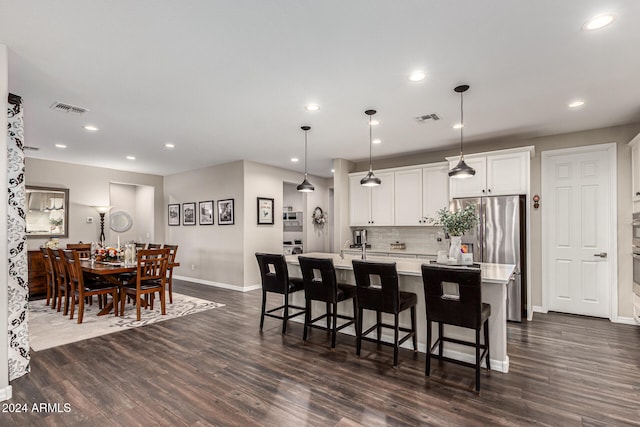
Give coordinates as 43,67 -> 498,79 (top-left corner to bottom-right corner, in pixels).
28,293 -> 224,351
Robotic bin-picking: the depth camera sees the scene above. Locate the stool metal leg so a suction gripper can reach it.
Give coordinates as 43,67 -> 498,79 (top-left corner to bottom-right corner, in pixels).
484,319 -> 491,371
282,293 -> 289,334
393,312 -> 399,367
259,291 -> 267,331
425,319 -> 432,376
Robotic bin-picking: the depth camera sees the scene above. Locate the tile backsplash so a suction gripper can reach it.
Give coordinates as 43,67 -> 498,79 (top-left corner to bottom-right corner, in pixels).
357,226 -> 449,254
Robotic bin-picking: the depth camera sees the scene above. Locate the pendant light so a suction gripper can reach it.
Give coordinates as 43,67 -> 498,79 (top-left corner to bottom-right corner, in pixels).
448,84 -> 476,178
297,125 -> 314,192
360,109 -> 381,187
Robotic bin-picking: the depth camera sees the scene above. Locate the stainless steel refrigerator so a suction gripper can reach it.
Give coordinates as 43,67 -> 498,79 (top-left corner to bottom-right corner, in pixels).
451,195 -> 526,321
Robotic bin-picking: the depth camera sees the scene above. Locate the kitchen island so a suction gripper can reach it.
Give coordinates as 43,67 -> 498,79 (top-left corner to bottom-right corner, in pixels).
286,252 -> 515,373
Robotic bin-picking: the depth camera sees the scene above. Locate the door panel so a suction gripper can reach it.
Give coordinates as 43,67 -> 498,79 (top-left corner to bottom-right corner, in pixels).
544,147 -> 612,318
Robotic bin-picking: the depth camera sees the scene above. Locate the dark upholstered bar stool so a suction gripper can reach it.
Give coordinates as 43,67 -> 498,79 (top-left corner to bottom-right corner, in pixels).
255,253 -> 305,334
298,256 -> 357,349
421,264 -> 491,392
352,260 -> 418,367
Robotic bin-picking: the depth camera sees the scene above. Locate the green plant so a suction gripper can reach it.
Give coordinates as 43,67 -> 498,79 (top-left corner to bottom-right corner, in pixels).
49,218 -> 63,227
429,204 -> 478,236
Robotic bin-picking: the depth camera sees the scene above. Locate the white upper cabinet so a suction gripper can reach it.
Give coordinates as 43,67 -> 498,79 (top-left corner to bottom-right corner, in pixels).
394,168 -> 423,225
448,147 -> 533,198
349,174 -> 371,226
422,163 -> 450,220
350,163 -> 449,227
448,157 -> 487,198
630,134 -> 640,202
349,171 -> 394,226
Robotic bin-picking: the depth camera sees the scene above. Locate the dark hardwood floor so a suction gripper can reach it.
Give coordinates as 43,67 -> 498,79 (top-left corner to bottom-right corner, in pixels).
6,280 -> 640,426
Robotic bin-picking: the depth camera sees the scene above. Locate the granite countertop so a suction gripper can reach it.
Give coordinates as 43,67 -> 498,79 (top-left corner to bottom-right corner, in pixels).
287,252 -> 515,285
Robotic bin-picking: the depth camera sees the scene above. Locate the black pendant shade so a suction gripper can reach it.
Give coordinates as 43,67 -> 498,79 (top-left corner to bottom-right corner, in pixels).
448,84 -> 476,179
360,170 -> 382,187
361,109 -> 381,187
297,125 -> 315,192
448,157 -> 476,178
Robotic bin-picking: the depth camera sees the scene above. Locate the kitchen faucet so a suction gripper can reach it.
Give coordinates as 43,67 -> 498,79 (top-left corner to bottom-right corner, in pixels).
361,236 -> 367,260
339,240 -> 349,260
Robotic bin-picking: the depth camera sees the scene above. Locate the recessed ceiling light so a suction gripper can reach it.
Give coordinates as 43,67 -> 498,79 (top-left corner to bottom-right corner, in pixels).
409,71 -> 426,82
305,104 -> 320,111
126,155 -> 136,160
370,120 -> 379,126
165,143 -> 175,149
54,144 -> 67,149
568,100 -> 585,108
583,14 -> 615,31
291,157 -> 299,162
453,123 -> 464,129
83,125 -> 99,131
331,169 -> 335,173
372,139 -> 381,144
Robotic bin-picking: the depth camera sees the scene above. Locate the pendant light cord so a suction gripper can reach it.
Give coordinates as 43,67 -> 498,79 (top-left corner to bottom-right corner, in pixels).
459,90 -> 464,158
304,129 -> 308,178
369,115 -> 373,172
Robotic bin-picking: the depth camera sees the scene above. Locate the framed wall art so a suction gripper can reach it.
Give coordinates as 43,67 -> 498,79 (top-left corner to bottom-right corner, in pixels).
168,204 -> 180,226
199,200 -> 214,225
257,197 -> 274,225
183,202 -> 196,226
217,199 -> 234,225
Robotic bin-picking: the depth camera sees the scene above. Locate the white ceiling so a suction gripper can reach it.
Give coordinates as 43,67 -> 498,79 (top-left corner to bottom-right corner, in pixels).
2,1 -> 640,177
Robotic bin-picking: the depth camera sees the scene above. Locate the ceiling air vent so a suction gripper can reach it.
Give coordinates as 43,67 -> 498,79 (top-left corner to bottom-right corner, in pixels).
23,146 -> 40,151
50,101 -> 89,115
415,113 -> 440,122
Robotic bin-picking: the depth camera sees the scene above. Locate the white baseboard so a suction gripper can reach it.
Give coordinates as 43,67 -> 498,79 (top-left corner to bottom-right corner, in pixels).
173,275 -> 261,293
531,306 -> 639,326
0,385 -> 12,401
613,316 -> 639,325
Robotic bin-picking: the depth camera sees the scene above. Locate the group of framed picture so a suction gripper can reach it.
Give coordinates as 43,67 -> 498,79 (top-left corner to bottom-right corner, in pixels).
168,199 -> 234,226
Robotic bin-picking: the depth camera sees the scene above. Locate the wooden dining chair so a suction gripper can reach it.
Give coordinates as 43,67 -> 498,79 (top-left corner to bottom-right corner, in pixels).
66,243 -> 92,258
63,249 -> 120,324
120,248 -> 170,321
40,247 -> 57,308
49,247 -> 71,315
163,244 -> 178,304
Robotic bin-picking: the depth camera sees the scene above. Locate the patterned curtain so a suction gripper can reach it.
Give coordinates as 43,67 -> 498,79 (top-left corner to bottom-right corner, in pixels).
7,93 -> 29,381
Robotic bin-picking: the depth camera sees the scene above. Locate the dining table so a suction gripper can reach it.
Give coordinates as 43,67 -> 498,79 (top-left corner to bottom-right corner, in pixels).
80,259 -> 180,316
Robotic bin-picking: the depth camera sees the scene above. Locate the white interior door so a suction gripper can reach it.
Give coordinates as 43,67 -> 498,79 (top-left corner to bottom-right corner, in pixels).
542,144 -> 616,318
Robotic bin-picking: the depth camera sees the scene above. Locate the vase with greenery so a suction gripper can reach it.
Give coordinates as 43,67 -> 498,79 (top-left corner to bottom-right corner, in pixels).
430,205 -> 478,262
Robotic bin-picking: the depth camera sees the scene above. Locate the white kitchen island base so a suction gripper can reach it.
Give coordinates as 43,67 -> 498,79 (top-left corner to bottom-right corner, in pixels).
286,253 -> 515,373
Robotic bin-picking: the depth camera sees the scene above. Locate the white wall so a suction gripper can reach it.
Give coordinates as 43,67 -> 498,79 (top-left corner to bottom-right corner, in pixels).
1,43 -> 11,401
332,158 -> 354,252
135,184 -> 154,243
164,161 -> 245,287
108,182 -> 155,243
25,158 -> 164,250
243,160 -> 330,288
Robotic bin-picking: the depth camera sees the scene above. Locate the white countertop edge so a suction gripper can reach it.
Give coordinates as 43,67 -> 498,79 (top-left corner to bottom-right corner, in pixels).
286,252 -> 515,285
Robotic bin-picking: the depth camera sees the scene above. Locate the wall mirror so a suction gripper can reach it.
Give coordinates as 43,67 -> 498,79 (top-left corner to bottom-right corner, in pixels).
26,186 -> 69,238
109,210 -> 133,232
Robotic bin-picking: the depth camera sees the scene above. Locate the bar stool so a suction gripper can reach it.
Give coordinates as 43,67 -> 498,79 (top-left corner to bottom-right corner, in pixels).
421,264 -> 491,392
298,256 -> 356,349
255,253 -> 305,334
352,260 -> 417,367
